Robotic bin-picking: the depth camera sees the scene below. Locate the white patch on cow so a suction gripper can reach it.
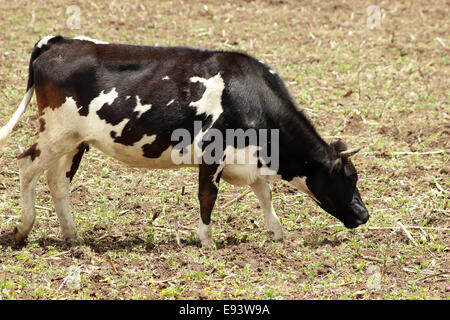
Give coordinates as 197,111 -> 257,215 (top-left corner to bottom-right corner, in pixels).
126,96 -> 131,100
224,144 -> 260,166
134,96 -> 152,118
37,35 -> 56,48
212,161 -> 225,188
91,88 -> 118,109
222,163 -> 258,186
109,119 -> 129,138
132,134 -> 156,149
258,167 -> 281,181
183,74 -> 225,166
221,145 -> 261,186
38,97 -> 83,149
198,220 -> 213,248
39,89 -> 123,148
290,176 -> 308,192
162,76 -> 170,80
290,176 -> 320,203
73,36 -> 109,44
219,144 -> 281,187
166,99 -> 175,106
189,73 -> 225,124
55,88 -> 125,156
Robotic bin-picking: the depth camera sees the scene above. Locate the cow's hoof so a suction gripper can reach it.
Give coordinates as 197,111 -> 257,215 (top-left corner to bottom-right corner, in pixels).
65,235 -> 83,246
200,239 -> 215,249
13,227 -> 27,244
269,230 -> 284,242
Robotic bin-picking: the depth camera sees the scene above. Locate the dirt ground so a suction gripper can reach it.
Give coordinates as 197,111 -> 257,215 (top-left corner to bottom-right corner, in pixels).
0,0 -> 448,300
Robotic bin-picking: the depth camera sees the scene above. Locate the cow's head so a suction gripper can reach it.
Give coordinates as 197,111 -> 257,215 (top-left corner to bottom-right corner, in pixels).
291,140 -> 369,228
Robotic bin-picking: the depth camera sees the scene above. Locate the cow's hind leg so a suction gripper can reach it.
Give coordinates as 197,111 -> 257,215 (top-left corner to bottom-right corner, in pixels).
14,145 -> 44,243
250,179 -> 283,241
46,144 -> 88,242
14,138 -> 81,243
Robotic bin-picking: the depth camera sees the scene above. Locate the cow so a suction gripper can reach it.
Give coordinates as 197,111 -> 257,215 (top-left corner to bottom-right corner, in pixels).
0,36 -> 369,248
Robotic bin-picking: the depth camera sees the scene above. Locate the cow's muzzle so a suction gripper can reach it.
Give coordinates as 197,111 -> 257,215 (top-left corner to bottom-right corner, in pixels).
344,201 -> 369,228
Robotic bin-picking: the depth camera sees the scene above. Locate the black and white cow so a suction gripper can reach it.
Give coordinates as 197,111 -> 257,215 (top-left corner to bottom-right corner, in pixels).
0,36 -> 368,247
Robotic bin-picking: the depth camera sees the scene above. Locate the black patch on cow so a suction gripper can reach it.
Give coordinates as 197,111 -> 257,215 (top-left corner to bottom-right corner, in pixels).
18,143 -> 41,161
66,143 -> 89,182
38,118 -> 46,132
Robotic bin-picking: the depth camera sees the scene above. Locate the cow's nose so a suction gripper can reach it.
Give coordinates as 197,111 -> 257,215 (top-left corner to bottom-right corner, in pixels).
351,196 -> 369,224
358,210 -> 369,224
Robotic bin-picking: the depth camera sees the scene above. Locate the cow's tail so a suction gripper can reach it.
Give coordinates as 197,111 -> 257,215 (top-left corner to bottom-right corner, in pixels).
0,35 -> 63,152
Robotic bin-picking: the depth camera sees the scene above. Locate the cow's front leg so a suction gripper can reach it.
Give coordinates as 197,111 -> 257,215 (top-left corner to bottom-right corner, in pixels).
250,179 -> 284,241
198,163 -> 222,248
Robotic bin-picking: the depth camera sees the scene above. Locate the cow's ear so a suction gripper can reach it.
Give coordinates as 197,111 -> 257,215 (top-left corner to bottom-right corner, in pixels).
329,139 -> 348,153
328,140 -> 346,175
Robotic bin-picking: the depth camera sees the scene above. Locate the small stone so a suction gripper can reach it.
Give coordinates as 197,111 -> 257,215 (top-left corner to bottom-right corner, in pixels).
353,290 -> 366,299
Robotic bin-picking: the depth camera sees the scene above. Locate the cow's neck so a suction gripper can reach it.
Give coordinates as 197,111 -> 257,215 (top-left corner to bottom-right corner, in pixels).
275,108 -> 332,181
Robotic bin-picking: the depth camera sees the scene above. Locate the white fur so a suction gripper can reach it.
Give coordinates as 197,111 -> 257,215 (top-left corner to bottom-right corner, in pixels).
212,161 -> 225,188
133,96 -> 152,118
290,176 -> 320,202
198,220 -> 213,248
189,73 -> 225,123
37,36 -> 55,48
221,145 -> 268,186
73,36 -> 109,44
46,152 -> 80,241
222,163 -> 259,186
250,179 -> 283,240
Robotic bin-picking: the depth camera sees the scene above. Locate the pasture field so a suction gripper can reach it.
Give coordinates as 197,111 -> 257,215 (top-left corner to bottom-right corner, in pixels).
0,0 -> 448,300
